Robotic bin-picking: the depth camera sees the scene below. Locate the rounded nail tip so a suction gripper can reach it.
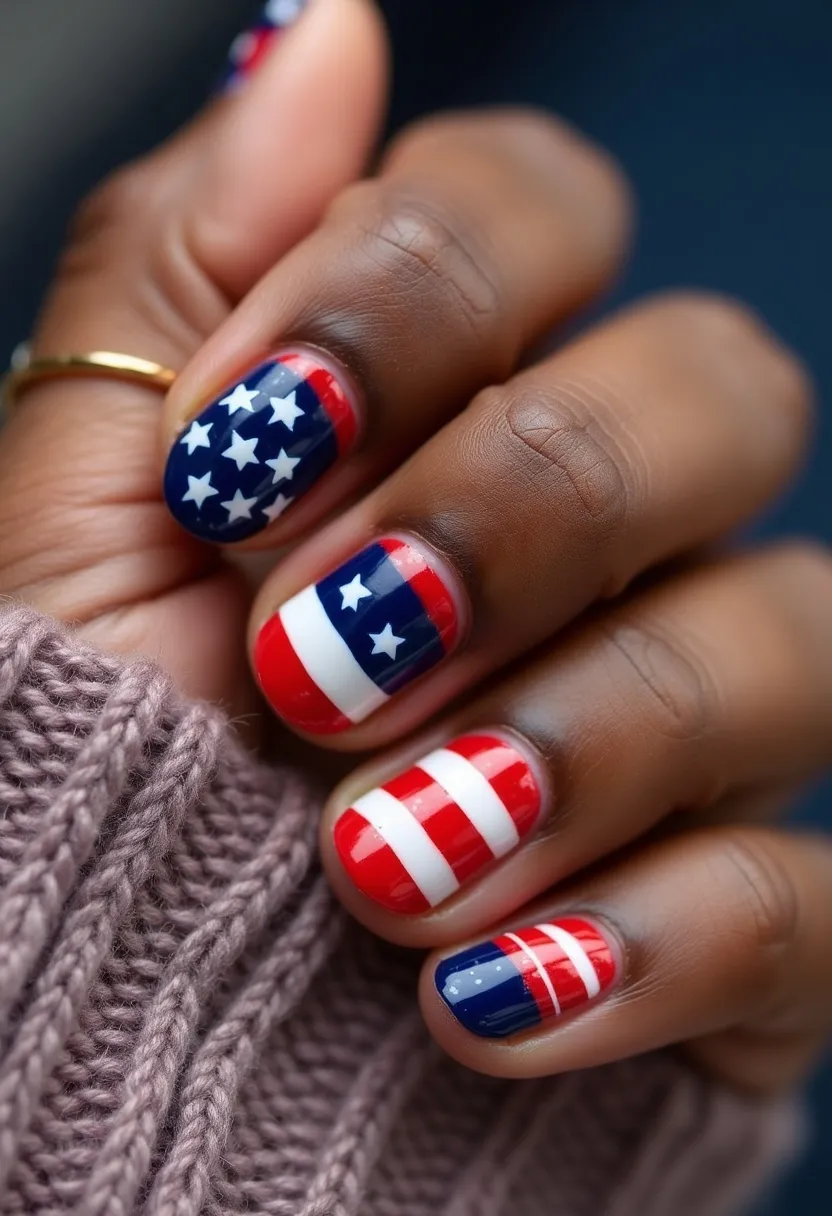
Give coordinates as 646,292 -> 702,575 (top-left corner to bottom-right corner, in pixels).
331,825 -> 426,914
257,693 -> 355,737
434,967 -> 542,1040
164,509 -> 268,546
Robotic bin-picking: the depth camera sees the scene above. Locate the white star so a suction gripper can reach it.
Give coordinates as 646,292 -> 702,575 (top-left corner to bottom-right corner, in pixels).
262,493 -> 293,522
369,623 -> 405,660
448,985 -> 459,996
339,574 -> 372,612
265,448 -> 301,483
220,488 -> 258,523
182,472 -> 219,510
179,419 -> 213,455
222,431 -> 260,471
220,383 -> 259,415
268,390 -> 304,430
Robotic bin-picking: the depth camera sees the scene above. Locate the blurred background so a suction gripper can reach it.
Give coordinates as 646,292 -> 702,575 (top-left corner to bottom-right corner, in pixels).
0,0 -> 829,1209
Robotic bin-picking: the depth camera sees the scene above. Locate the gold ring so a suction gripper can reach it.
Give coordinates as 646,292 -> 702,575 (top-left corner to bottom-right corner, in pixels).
1,345 -> 177,413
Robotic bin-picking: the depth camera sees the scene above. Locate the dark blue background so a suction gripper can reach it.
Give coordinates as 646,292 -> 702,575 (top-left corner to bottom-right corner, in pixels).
0,1 -> 828,1209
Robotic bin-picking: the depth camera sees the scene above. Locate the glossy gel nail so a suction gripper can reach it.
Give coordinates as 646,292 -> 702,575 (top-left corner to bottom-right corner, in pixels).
334,734 -> 542,913
436,918 -> 616,1038
164,348 -> 359,544
221,0 -> 307,90
255,537 -> 463,734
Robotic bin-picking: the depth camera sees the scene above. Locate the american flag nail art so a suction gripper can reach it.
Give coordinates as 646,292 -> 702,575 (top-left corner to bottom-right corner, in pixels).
255,538 -> 462,734
221,0 -> 307,90
436,918 -> 616,1038
334,735 -> 542,913
164,348 -> 358,543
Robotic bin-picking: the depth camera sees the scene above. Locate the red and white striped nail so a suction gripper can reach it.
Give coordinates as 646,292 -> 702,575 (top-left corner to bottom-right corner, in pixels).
333,733 -> 544,913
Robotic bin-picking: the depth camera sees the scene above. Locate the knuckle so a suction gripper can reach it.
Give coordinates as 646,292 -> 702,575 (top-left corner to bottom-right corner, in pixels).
69,160 -> 157,243
354,184 -> 504,340
717,830 -> 800,954
600,617 -> 723,746
60,160 -> 163,284
499,384 -> 644,560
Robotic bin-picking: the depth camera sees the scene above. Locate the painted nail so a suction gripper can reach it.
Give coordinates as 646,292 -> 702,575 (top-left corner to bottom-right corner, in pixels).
221,0 -> 307,90
255,537 -> 463,734
333,734 -> 543,913
164,347 -> 359,544
436,917 -> 616,1039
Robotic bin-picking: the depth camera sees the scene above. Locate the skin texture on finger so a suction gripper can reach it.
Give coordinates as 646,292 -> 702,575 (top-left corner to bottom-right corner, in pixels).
419,824 -> 832,1091
0,0 -> 387,710
163,109 -> 631,545
249,292 -> 812,746
317,545 -> 832,944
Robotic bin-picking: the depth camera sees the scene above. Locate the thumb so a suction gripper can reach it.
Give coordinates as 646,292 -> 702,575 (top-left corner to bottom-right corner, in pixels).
0,0 -> 388,708
192,0 -> 389,299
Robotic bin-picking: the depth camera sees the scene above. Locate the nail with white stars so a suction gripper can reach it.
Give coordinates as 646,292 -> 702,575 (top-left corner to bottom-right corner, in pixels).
164,347 -> 360,544
254,536 -> 467,736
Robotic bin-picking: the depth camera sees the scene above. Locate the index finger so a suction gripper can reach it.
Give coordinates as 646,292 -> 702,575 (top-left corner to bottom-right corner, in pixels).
161,110 -> 631,545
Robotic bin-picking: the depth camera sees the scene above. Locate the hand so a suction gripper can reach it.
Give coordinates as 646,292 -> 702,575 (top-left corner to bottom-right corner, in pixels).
2,0 -> 830,1097
156,22 -> 832,1094
0,0 -> 386,715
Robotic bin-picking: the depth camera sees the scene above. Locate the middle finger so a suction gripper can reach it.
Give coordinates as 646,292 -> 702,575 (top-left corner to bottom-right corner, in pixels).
251,293 -> 810,742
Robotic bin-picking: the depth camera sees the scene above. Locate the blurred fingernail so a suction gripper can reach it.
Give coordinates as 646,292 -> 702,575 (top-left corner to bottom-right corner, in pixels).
221,0 -> 308,90
164,346 -> 359,544
435,918 -> 616,1038
333,734 -> 543,913
254,537 -> 464,734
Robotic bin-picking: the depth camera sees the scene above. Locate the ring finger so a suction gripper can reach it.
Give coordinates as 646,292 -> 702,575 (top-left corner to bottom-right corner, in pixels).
249,292 -> 811,742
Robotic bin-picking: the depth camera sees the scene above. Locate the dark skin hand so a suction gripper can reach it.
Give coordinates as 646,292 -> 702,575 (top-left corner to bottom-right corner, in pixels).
1,0 -> 830,1090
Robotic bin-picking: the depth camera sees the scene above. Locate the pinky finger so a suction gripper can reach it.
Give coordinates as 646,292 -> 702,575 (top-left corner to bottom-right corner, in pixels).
420,825 -> 832,1090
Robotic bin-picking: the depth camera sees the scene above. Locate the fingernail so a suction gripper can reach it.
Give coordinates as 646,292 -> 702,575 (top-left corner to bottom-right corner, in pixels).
164,346 -> 360,544
221,0 -> 308,90
436,918 -> 616,1039
255,536 -> 464,734
333,734 -> 543,913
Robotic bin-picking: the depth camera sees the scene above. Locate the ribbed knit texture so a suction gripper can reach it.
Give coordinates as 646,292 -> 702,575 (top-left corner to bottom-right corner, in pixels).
0,606 -> 804,1215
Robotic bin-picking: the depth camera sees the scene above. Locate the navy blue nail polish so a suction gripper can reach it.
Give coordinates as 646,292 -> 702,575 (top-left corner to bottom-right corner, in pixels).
164,348 -> 359,544
436,919 -> 616,1039
255,537 -> 463,734
220,0 -> 308,91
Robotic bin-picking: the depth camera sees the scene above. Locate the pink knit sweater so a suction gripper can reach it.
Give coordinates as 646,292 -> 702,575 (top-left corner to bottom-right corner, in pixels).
0,607 -> 803,1215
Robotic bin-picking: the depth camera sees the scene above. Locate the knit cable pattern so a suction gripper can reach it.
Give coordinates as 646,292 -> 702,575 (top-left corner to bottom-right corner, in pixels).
0,607 -> 805,1216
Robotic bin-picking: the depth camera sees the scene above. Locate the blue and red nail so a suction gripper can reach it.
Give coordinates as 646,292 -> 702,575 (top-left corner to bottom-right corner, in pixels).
221,0 -> 308,91
435,918 -> 616,1039
164,347 -> 359,544
254,537 -> 464,734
